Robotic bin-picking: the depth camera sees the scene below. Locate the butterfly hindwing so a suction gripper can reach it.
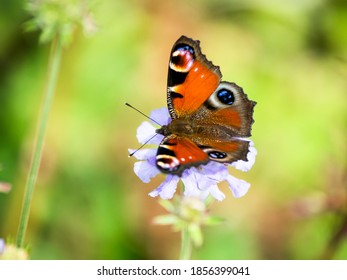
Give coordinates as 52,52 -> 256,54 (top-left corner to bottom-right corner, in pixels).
195,138 -> 251,164
191,81 -> 256,137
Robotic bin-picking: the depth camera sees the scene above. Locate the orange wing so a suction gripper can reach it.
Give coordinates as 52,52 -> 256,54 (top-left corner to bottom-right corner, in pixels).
156,134 -> 251,176
167,36 -> 222,119
192,82 -> 256,137
156,135 -> 209,175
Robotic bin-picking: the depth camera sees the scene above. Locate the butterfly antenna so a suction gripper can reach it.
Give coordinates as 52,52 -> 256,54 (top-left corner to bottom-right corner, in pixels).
125,102 -> 162,126
128,133 -> 159,157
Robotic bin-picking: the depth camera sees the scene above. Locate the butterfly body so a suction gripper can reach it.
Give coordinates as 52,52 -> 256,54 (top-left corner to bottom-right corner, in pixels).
155,36 -> 256,175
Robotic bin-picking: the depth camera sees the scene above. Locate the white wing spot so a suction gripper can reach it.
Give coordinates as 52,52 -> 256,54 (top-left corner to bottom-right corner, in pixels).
172,50 -> 180,57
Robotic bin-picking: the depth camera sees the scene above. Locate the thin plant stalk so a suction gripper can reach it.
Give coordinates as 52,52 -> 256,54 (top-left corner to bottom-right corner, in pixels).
180,225 -> 192,260
16,37 -> 63,248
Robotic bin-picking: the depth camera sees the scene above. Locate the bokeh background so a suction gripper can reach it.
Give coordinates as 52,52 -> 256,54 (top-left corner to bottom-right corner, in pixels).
0,0 -> 346,259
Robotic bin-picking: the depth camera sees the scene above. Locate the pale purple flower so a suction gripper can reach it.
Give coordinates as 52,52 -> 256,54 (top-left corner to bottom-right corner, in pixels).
0,239 -> 4,255
129,108 -> 257,201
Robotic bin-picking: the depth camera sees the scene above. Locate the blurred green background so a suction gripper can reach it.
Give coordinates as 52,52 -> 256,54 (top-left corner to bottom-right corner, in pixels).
0,0 -> 346,259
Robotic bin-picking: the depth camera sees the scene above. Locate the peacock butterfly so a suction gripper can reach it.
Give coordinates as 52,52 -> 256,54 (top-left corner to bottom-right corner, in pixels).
154,35 -> 256,176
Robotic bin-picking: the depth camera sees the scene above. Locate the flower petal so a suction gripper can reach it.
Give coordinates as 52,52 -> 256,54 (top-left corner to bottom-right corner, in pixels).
0,239 -> 4,254
128,148 -> 157,160
182,168 -> 218,193
226,175 -> 251,198
231,140 -> 257,172
198,190 -> 211,201
201,162 -> 229,181
182,164 -> 227,201
134,160 -> 160,183
182,171 -> 203,197
181,170 -> 198,192
208,185 -> 226,201
136,121 -> 163,145
150,107 -> 171,125
149,175 -> 179,199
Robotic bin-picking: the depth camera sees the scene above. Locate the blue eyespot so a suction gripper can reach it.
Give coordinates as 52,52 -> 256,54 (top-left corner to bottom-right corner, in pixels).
208,151 -> 227,159
174,44 -> 194,55
217,89 -> 234,105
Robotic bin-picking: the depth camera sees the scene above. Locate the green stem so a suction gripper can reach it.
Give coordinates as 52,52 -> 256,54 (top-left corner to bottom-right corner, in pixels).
180,225 -> 192,260
16,37 -> 63,248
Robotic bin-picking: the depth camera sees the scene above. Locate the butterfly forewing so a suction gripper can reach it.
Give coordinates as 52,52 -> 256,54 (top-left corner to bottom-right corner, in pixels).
167,36 -> 222,119
156,135 -> 209,175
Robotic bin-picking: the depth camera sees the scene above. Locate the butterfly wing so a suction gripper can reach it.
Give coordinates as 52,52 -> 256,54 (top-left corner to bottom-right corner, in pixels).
191,81 -> 256,137
156,135 -> 209,175
156,134 -> 251,175
167,36 -> 222,119
193,137 -> 251,165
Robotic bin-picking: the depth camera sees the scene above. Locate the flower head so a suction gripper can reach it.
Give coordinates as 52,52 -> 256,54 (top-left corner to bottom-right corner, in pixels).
153,196 -> 224,247
0,239 -> 29,260
129,108 -> 257,201
25,0 -> 97,46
